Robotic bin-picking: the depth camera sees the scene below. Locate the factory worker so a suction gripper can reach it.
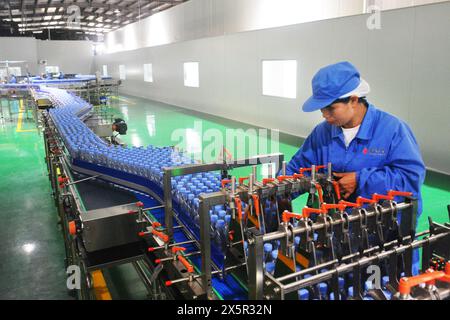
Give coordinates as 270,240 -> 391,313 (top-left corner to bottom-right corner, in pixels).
283,61 -> 426,274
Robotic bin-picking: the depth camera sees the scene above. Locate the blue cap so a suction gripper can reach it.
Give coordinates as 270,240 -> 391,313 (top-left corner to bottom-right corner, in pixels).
218,210 -> 227,218
319,283 -> 328,296
298,289 -> 309,300
210,214 -> 219,225
382,276 -> 389,287
264,243 -> 273,253
271,250 -> 278,260
215,219 -> 226,229
302,61 -> 361,112
265,262 -> 276,273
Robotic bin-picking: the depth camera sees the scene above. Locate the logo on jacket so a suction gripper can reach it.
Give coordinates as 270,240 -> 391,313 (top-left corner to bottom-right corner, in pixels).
363,147 -> 385,156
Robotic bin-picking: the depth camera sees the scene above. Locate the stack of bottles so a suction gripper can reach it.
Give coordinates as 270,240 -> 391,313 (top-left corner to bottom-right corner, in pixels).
41,86 -> 238,253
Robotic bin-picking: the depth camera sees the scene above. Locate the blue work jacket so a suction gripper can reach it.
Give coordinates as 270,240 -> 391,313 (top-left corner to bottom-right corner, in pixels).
284,104 -> 426,218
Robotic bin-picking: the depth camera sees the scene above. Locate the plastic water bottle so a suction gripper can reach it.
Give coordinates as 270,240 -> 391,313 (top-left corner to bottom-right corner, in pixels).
264,243 -> 273,262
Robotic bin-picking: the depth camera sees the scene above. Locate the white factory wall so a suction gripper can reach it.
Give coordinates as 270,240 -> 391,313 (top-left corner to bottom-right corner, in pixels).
0,37 -> 39,75
104,0 -> 448,53
99,1 -> 449,175
36,40 -> 94,75
0,37 -> 94,75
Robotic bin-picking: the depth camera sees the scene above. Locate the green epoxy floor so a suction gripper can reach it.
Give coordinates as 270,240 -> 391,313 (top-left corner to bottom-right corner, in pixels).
0,95 -> 449,299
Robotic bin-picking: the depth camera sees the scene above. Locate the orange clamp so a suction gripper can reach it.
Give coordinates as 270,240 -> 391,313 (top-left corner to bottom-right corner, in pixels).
315,183 -> 324,204
321,203 -> 347,212
262,178 -> 275,185
299,165 -> 326,175
178,255 -> 194,273
221,179 -> 232,189
171,246 -> 186,254
68,221 -> 77,235
277,175 -> 293,182
398,270 -> 445,295
251,194 -> 260,216
239,177 -> 249,185
136,201 -> 144,207
302,207 -> 326,218
372,193 -> 393,202
282,211 -> 304,223
152,221 -> 162,228
332,181 -> 341,200
338,200 -> 359,208
234,197 -> 243,221
387,190 -> 413,198
151,229 -> 169,242
356,196 -> 375,206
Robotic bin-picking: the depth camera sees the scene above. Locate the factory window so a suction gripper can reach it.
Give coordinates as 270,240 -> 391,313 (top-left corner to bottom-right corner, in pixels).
102,65 -> 108,77
183,62 -> 199,88
262,60 -> 297,99
45,66 -> 59,74
144,63 -> 153,82
8,67 -> 21,76
119,64 -> 126,80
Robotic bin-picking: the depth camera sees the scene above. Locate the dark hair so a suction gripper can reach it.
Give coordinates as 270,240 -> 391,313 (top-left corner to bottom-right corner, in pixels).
331,96 -> 368,107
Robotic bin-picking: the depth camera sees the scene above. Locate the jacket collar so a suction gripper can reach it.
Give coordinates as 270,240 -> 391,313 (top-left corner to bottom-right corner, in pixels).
331,104 -> 376,141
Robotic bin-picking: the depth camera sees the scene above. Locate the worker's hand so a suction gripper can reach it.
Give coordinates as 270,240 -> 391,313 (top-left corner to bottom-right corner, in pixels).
333,172 -> 357,199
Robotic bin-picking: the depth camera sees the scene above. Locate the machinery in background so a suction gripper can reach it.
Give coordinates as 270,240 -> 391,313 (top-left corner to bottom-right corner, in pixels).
34,84 -> 450,300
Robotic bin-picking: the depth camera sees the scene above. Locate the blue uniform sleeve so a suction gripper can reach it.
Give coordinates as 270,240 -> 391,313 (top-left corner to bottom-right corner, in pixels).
356,122 -> 425,213
283,129 -> 318,176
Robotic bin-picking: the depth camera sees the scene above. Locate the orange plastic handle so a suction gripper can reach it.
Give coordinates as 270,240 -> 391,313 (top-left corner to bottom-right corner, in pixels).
321,203 -> 347,212
315,183 -> 324,204
68,221 -> 76,235
398,270 -> 445,295
152,229 -> 169,242
152,221 -> 162,228
221,179 -> 232,189
282,211 -> 304,223
239,177 -> 249,185
252,194 -> 260,216
262,178 -> 275,185
388,190 -> 413,198
234,197 -> 243,221
178,255 -> 194,273
302,207 -> 326,218
372,193 -> 393,202
356,196 -> 375,206
338,200 -> 359,208
171,246 -> 186,254
277,175 -> 294,182
332,181 -> 341,200
299,165 -> 326,175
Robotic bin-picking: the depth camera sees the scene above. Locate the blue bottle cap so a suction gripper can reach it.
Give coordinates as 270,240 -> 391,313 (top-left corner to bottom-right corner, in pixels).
298,289 -> 309,300
218,210 -> 227,218
210,214 -> 219,225
243,241 -> 248,250
215,219 -> 226,229
294,236 -> 301,246
319,283 -> 328,295
338,277 -> 345,289
265,262 -> 276,273
348,287 -> 354,297
271,250 -> 278,260
382,276 -> 389,287
264,243 -> 273,253
225,215 -> 231,224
